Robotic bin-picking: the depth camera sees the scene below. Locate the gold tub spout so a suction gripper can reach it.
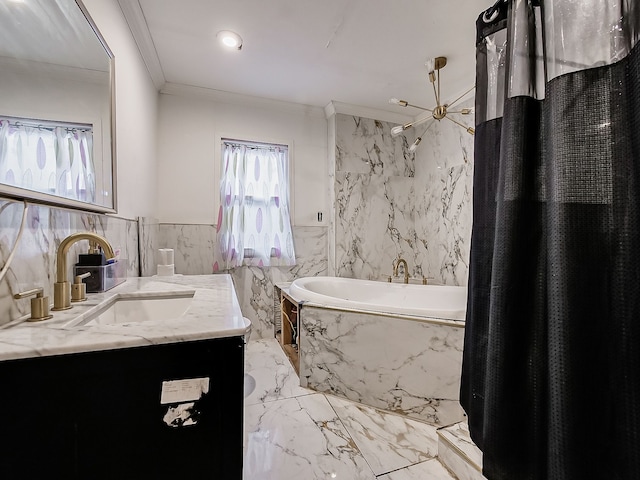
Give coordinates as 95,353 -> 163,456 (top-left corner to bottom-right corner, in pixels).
52,232 -> 115,311
392,258 -> 409,284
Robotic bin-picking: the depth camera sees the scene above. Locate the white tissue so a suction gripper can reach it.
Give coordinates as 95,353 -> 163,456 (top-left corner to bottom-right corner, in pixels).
157,264 -> 175,276
158,248 -> 174,266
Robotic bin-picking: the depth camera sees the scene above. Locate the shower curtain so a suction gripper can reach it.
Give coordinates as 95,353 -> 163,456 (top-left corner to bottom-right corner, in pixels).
461,1 -> 640,479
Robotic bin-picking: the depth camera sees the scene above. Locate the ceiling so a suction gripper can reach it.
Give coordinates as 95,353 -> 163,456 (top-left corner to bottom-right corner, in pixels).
122,0 -> 488,117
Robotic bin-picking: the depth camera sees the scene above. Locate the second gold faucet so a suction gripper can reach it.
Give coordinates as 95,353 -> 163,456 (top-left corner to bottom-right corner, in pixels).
392,258 -> 410,284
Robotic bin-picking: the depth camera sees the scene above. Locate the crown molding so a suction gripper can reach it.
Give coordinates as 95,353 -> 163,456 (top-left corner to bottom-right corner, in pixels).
117,0 -> 165,90
160,82 -> 327,118
325,101 -> 414,124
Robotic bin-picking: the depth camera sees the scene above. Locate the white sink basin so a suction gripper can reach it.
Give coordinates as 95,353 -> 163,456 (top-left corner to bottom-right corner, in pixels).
72,292 -> 195,327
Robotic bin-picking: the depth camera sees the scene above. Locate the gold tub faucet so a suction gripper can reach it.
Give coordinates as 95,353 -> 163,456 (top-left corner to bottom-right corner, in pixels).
52,232 -> 115,311
392,257 -> 409,284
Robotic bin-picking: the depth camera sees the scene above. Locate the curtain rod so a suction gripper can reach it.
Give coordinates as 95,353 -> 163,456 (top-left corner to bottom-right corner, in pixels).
222,138 -> 288,150
0,115 -> 92,132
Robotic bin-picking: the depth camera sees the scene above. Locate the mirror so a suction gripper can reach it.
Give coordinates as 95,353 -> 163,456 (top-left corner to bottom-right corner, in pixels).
0,0 -> 115,212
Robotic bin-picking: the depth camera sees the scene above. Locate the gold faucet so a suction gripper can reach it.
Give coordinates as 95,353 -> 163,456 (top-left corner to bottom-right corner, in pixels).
392,257 -> 409,284
52,232 -> 115,311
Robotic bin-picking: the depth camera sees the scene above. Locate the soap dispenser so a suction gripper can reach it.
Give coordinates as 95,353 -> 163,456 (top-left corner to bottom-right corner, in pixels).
74,243 -> 125,293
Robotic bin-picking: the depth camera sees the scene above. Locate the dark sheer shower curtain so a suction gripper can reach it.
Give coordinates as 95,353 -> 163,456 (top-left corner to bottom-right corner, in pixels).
461,1 -> 640,479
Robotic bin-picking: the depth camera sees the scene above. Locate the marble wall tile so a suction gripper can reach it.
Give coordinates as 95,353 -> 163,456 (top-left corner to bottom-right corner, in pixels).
332,102 -> 474,286
158,223 -> 328,339
415,99 -> 474,286
336,114 -> 415,177
328,114 -> 337,277
334,114 -> 418,281
0,198 -> 139,326
158,223 -> 216,275
138,216 -> 160,277
299,305 -> 466,426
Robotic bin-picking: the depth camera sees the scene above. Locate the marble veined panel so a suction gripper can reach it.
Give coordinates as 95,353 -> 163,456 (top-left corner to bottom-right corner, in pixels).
232,226 -> 328,339
336,114 -> 415,177
158,223 -> 216,275
335,172 -> 417,280
299,306 -> 466,426
138,216 -> 160,277
327,395 -> 439,476
244,393 -> 376,479
415,162 -> 472,286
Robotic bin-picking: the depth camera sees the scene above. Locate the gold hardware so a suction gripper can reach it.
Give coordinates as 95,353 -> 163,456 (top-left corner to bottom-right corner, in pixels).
390,56 -> 475,148
53,232 -> 115,311
71,272 -> 91,303
14,287 -> 53,321
433,56 -> 447,70
422,276 -> 428,285
392,258 -> 410,284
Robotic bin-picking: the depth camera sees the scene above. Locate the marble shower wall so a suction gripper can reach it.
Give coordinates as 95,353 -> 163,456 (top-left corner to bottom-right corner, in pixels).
157,224 -> 328,339
0,198 -> 139,326
415,98 -> 474,286
332,105 -> 474,286
333,114 -> 419,280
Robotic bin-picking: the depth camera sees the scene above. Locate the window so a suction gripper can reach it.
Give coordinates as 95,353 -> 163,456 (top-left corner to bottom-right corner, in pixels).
215,139 -> 295,269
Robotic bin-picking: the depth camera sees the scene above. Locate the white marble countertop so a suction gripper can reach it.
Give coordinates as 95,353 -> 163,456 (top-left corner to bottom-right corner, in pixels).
0,274 -> 246,361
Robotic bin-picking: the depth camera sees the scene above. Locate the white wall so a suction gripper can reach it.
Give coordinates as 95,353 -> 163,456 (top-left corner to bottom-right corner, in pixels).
83,0 -> 159,220
156,87 -> 328,226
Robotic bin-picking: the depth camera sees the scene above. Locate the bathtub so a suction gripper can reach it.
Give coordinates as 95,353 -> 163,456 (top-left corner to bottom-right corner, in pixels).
288,276 -> 467,426
289,276 -> 466,321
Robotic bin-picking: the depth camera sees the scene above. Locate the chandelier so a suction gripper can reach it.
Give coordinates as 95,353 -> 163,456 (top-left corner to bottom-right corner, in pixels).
389,56 -> 475,152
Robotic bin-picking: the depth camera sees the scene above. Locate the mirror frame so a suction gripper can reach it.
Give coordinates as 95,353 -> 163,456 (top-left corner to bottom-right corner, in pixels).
0,0 -> 117,214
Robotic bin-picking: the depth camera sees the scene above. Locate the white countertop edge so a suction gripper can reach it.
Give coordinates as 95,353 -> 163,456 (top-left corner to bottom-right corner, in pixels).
0,274 -> 246,361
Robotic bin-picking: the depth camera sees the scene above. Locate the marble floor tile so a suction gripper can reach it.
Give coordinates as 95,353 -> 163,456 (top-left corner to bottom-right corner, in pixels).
326,395 -> 440,476
244,338 -> 312,406
244,393 -> 376,480
378,459 -> 456,480
438,421 -> 483,470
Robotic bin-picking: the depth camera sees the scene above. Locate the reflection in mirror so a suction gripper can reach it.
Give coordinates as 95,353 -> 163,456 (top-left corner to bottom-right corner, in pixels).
0,0 -> 115,212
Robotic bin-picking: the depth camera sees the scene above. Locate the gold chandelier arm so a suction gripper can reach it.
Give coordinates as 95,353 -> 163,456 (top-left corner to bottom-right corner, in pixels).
447,85 -> 476,109
447,108 -> 473,115
431,73 -> 441,107
444,115 -> 475,135
408,104 -> 433,112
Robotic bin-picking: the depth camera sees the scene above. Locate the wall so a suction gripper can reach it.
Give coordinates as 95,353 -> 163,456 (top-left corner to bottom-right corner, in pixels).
0,0 -> 158,324
83,0 -> 159,219
156,88 -> 328,226
330,103 -> 474,286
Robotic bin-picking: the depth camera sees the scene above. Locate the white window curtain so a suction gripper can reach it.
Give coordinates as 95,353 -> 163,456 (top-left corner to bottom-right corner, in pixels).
215,141 -> 296,270
0,117 -> 94,202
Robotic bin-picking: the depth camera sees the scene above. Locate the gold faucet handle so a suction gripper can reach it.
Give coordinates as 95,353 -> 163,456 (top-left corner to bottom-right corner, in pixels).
71,272 -> 91,303
13,287 -> 53,322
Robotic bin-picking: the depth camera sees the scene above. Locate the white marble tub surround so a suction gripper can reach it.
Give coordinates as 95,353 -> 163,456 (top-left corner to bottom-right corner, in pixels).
290,276 -> 467,321
0,274 -> 245,361
299,304 -> 466,426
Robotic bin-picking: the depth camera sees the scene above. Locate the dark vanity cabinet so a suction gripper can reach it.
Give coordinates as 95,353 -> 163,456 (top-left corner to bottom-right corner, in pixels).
0,336 -> 244,479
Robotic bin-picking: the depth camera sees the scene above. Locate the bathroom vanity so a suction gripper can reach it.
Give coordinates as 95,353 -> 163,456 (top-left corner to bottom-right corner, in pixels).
0,275 -> 246,479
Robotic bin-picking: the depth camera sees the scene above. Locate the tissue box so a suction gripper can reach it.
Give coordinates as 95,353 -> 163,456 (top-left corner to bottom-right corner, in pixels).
74,261 -> 126,293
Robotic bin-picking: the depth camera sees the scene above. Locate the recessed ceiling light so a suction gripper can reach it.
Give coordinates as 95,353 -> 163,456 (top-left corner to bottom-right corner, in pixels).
217,30 -> 243,50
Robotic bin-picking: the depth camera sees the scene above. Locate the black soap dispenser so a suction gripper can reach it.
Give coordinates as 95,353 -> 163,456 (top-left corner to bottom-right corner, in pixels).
74,241 -> 124,293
